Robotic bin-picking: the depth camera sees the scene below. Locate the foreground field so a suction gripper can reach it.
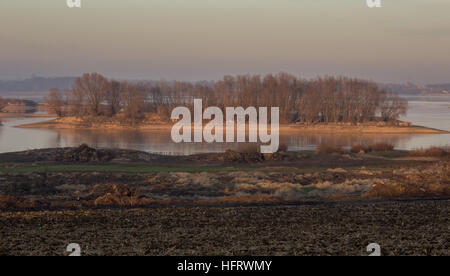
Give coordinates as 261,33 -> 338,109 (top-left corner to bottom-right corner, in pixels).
0,200 -> 448,256
0,146 -> 448,256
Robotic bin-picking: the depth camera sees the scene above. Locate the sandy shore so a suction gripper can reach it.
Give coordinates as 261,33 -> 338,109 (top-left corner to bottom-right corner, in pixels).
281,124 -> 449,134
15,117 -> 449,134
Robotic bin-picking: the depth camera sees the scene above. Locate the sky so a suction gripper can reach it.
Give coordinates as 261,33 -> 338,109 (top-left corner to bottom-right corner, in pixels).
1,0 -> 449,83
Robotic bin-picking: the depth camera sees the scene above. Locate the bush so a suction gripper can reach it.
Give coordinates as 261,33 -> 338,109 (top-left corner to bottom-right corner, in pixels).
316,143 -> 345,154
351,145 -> 369,153
370,143 -> 394,152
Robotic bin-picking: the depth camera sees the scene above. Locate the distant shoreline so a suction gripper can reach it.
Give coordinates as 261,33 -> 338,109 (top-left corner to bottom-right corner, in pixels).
280,124 -> 449,134
0,113 -> 54,119
14,117 -> 449,134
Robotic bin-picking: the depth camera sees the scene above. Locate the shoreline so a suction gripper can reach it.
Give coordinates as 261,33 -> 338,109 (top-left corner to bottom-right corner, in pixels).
282,124 -> 449,134
14,117 -> 450,134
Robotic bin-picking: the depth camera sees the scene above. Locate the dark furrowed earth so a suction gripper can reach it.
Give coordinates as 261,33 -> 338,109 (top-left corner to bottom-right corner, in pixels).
0,199 -> 448,256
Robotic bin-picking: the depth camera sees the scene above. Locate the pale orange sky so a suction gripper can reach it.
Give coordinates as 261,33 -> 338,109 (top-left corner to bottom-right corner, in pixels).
1,0 -> 449,83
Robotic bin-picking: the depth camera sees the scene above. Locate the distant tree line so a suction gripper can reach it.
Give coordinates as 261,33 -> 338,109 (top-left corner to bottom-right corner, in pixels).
0,97 -> 36,108
45,73 -> 408,124
0,76 -> 76,92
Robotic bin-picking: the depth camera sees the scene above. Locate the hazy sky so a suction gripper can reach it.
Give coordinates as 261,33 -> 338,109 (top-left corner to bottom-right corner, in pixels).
1,0 -> 449,83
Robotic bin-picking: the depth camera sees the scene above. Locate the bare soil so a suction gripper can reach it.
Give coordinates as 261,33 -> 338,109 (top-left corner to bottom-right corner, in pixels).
0,200 -> 448,256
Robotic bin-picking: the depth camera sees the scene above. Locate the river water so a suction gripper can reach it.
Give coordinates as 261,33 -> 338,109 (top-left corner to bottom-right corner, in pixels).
0,96 -> 449,154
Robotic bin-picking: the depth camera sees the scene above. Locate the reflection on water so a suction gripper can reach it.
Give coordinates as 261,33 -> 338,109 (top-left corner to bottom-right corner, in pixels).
0,96 -> 449,154
0,117 -> 60,153
0,117 -> 449,155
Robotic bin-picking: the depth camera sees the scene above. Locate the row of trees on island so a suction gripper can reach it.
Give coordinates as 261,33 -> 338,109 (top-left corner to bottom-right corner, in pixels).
45,73 -> 408,125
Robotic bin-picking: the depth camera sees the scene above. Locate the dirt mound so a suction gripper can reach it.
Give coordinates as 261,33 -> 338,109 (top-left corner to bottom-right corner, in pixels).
56,144 -> 115,163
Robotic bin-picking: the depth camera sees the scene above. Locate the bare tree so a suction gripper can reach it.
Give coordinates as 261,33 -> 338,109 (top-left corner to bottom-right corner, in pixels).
105,80 -> 122,116
120,81 -> 146,125
72,73 -> 110,116
65,73 -> 408,125
380,92 -> 408,122
69,87 -> 86,117
44,89 -> 66,117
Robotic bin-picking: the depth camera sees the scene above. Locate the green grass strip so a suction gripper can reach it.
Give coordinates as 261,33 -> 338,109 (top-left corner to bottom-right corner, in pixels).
0,164 -> 256,174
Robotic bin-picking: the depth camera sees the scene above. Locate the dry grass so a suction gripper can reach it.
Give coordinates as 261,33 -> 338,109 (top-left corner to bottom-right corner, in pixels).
363,162 -> 450,198
92,184 -> 143,207
409,147 -> 450,157
0,195 -> 35,209
0,195 -> 18,209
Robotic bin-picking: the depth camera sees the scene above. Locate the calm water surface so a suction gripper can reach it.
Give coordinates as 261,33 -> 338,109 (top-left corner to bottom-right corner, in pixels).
0,96 -> 449,154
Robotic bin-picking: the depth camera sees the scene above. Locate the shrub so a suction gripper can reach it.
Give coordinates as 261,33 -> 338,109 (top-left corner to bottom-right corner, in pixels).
370,143 -> 394,152
351,145 -> 369,153
316,143 -> 345,154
